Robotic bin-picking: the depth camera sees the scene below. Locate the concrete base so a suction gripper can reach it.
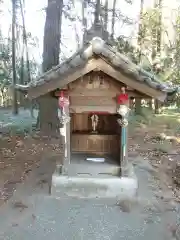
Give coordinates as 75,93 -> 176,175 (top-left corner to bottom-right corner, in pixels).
51,153 -> 138,199
51,173 -> 138,199
63,163 -> 121,177
67,153 -> 121,177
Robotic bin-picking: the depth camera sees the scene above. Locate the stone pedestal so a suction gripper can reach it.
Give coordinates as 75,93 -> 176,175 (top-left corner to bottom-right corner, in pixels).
51,168 -> 138,199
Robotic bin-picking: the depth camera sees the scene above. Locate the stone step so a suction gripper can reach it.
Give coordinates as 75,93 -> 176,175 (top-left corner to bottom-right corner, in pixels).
51,173 -> 138,199
65,162 -> 121,177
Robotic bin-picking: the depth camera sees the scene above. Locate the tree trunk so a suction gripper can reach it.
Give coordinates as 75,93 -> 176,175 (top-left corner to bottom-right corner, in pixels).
19,55 -> 24,106
156,0 -> 162,54
154,99 -> 161,114
153,0 -> 162,114
147,99 -> 153,110
37,94 -> 60,135
37,0 -> 63,135
20,0 -> 33,116
111,0 -> 117,37
12,0 -> 18,115
104,0 -> 108,31
137,0 -> 144,63
42,0 -> 63,72
82,0 -> 87,45
94,0 -> 101,24
152,0 -> 162,60
135,98 -> 142,115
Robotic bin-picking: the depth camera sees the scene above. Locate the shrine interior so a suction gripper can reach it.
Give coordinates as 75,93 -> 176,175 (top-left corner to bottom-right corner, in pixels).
70,113 -> 121,167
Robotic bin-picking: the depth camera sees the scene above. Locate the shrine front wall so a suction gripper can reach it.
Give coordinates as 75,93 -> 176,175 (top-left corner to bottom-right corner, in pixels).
66,71 -> 149,114
68,72 -> 118,113
71,134 -> 120,155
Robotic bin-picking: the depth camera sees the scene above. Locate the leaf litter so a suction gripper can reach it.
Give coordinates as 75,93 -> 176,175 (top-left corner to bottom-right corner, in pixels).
0,112 -> 180,237
128,120 -> 180,239
0,132 -> 63,205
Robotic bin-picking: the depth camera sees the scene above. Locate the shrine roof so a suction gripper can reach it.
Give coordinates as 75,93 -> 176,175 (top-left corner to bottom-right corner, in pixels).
15,36 -> 177,100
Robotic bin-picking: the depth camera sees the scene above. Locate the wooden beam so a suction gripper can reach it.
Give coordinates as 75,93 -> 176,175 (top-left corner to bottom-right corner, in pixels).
96,59 -> 166,101
68,89 -> 148,98
65,106 -> 71,167
69,105 -> 117,113
27,59 -> 98,99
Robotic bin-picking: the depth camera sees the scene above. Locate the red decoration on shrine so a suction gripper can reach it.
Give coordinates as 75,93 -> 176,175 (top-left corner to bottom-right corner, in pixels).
57,90 -> 69,108
117,87 -> 129,105
117,93 -> 128,104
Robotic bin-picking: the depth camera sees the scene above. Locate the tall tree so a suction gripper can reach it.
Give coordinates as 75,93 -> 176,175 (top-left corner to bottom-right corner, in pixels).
19,0 -> 30,85
12,0 -> 18,114
153,0 -> 163,114
95,0 -> 101,24
134,0 -> 145,115
19,0 -> 31,109
156,0 -> 162,54
111,0 -> 117,36
104,0 -> 108,31
138,1 -> 163,113
152,0 -> 162,60
37,0 -> 63,135
0,31 -> 11,106
82,0 -> 87,45
137,0 -> 144,64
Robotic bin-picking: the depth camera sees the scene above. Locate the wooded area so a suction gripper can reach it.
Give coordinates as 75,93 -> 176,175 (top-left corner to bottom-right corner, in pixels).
0,0 -> 180,122
1,2 -> 180,237
0,0 -> 179,174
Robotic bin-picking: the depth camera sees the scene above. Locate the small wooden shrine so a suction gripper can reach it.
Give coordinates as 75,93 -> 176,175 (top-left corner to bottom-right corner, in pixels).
15,22 -> 175,177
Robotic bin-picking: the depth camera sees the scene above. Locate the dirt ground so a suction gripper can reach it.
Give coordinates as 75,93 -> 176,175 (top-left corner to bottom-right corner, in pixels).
128,117 -> 180,203
0,109 -> 180,239
0,134 -> 63,206
0,110 -> 180,207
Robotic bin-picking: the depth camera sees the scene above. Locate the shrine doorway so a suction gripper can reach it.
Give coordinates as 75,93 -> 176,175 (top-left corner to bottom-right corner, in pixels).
70,113 -> 121,167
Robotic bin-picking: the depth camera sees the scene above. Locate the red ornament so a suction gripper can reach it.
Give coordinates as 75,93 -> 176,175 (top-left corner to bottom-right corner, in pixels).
117,93 -> 129,105
58,91 -> 69,108
117,87 -> 129,105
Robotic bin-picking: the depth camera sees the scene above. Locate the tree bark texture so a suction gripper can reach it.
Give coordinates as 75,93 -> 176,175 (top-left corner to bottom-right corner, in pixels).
104,0 -> 108,31
135,98 -> 142,115
111,0 -> 117,37
137,0 -> 144,63
37,0 -> 63,135
82,0 -> 87,45
12,0 -> 18,115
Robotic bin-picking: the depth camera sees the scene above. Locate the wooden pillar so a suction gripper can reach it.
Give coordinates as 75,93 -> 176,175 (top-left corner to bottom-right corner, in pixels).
64,105 -> 71,170
55,125 -> 65,175
120,119 -> 129,177
117,105 -> 129,176
56,92 -> 71,175
116,88 -> 129,176
121,123 -> 127,162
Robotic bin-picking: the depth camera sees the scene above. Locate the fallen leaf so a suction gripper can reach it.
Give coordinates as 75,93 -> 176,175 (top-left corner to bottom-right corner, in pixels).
13,201 -> 28,210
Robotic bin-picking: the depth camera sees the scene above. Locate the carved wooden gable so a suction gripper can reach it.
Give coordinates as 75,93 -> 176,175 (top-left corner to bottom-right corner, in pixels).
67,71 -> 147,113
